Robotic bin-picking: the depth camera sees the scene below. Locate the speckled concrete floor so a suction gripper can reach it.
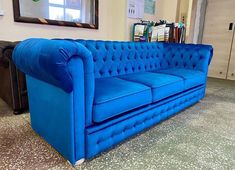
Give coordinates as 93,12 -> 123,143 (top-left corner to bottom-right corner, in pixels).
0,78 -> 235,170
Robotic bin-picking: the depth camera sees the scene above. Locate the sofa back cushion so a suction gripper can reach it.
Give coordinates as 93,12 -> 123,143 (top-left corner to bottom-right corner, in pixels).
162,43 -> 213,73
76,40 -> 213,78
77,40 -> 167,78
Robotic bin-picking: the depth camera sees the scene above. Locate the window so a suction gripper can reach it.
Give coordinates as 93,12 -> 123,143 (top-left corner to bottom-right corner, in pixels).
49,0 -> 81,22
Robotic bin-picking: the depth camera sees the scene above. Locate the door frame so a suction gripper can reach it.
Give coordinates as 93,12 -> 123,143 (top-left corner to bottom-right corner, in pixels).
187,0 -> 208,44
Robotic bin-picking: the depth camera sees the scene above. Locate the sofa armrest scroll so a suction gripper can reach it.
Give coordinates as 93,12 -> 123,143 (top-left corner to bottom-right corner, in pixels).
13,38 -> 94,93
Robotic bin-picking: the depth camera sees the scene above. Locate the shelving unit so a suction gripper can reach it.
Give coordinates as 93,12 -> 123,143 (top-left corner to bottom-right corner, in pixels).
132,20 -> 186,43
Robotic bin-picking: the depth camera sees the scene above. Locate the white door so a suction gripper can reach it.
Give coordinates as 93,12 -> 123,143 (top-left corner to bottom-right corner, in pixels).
227,32 -> 235,80
202,0 -> 235,79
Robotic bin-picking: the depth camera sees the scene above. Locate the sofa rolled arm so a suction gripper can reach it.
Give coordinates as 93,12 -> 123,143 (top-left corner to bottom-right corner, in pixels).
163,43 -> 213,73
13,38 -> 94,93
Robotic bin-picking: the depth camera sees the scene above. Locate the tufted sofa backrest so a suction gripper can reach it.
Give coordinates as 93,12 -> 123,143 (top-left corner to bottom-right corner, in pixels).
162,43 -> 213,73
77,40 -> 167,78
76,40 -> 213,79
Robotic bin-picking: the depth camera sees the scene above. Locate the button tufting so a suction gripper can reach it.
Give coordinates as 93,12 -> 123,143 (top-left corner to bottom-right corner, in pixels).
90,90 -> 205,147
117,69 -> 120,73
121,45 -> 125,50
105,44 -> 108,50
99,70 -> 104,75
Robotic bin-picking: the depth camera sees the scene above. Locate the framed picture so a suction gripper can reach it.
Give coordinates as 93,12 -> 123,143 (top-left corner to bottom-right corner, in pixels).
12,0 -> 99,29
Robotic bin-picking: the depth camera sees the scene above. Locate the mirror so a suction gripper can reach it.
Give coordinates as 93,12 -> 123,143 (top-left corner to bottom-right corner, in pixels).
13,0 -> 98,29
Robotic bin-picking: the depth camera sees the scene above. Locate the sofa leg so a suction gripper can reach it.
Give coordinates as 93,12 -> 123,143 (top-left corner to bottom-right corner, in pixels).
75,158 -> 85,166
13,109 -> 23,115
67,158 -> 85,167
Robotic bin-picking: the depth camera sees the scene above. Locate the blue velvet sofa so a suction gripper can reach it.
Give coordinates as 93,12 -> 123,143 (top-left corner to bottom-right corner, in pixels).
13,38 -> 213,165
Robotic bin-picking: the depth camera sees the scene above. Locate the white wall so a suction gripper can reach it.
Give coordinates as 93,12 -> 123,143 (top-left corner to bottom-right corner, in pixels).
156,0 -> 178,22
127,7 -> 158,40
0,0 -> 178,41
107,0 -> 127,41
0,0 -> 120,41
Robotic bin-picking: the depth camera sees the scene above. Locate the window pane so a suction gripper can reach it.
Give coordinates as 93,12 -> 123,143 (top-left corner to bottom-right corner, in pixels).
49,6 -> 64,20
65,8 -> 80,22
66,0 -> 81,9
49,0 -> 64,5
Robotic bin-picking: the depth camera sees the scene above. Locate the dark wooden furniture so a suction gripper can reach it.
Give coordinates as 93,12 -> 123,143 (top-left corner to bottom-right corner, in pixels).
0,41 -> 28,114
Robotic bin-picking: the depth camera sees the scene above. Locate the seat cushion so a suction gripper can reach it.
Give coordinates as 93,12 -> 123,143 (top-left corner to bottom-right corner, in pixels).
93,77 -> 152,123
154,68 -> 206,90
119,72 -> 184,103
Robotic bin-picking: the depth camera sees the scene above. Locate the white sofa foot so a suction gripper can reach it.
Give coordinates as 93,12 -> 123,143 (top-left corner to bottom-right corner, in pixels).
67,158 -> 85,167
75,158 -> 85,166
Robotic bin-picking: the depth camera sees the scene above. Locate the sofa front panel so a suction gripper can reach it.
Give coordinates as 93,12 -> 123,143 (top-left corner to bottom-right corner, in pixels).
77,40 -> 167,78
86,87 -> 206,158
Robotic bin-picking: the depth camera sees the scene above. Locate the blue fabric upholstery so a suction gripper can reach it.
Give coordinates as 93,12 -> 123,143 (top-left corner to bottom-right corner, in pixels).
93,77 -> 152,122
76,40 -> 213,78
13,38 -> 95,126
86,85 -> 205,134
154,68 -> 207,90
13,38 -> 94,93
86,87 -> 205,158
119,72 -> 184,102
26,76 -> 78,164
162,43 -> 213,73
77,40 -> 166,78
12,38 -> 213,165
